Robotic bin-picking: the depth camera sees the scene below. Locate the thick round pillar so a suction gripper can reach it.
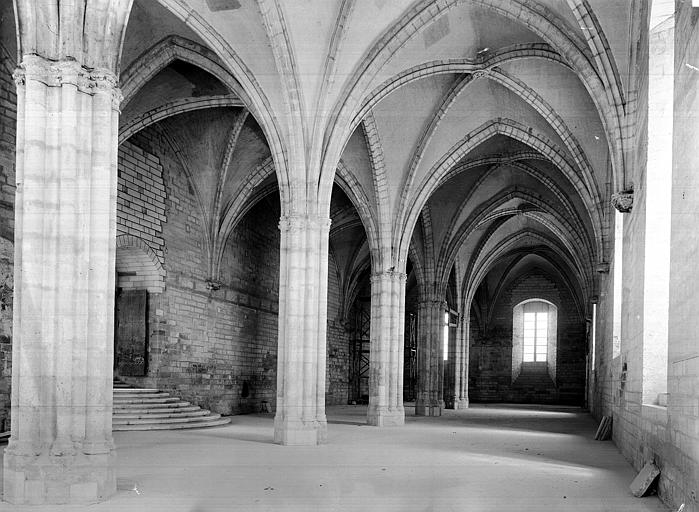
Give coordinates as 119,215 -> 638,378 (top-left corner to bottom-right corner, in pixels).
415,299 -> 445,416
4,56 -> 120,505
274,214 -> 331,445
367,271 -> 406,427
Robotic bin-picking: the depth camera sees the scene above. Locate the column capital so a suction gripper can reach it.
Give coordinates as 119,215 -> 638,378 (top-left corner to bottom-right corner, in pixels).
14,55 -> 122,106
611,190 -> 633,213
595,262 -> 610,273
278,214 -> 331,233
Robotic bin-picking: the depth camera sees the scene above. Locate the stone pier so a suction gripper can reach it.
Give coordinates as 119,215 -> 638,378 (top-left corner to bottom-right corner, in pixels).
273,214 -> 331,445
367,270 -> 406,427
3,56 -> 121,504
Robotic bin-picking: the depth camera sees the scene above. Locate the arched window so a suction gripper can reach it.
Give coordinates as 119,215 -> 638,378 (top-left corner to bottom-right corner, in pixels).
523,302 -> 548,362
512,299 -> 557,384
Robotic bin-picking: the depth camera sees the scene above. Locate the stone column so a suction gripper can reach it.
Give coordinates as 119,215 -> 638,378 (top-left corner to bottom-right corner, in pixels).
367,271 -> 406,426
453,313 -> 469,409
274,214 -> 331,445
415,299 -> 445,416
4,56 -> 121,504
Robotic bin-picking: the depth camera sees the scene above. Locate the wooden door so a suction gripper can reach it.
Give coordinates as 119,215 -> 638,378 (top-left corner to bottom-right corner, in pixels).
115,289 -> 148,376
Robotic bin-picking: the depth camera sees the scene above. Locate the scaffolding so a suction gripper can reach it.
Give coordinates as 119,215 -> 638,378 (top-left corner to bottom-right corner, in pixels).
348,300 -> 371,404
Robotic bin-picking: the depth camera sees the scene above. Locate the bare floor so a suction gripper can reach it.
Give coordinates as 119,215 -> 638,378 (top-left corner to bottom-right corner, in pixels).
0,404 -> 668,512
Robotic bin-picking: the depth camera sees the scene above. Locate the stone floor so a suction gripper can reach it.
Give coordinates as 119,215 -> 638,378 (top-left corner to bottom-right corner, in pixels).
0,404 -> 668,511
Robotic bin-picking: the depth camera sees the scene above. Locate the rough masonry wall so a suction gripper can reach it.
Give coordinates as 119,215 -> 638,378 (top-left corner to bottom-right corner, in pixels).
117,128 -> 350,415
117,140 -> 167,263
327,252 -> 350,404
0,54 -> 15,431
469,272 -> 586,405
118,129 -> 281,414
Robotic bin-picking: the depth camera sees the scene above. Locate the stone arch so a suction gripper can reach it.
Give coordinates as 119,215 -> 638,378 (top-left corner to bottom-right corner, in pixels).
319,0 -> 626,209
396,119 -> 603,271
463,230 -> 585,319
115,235 -> 166,293
353,45 -> 570,131
436,189 -> 592,297
212,158 -> 381,283
118,95 -> 244,145
335,161 -> 381,271
360,112 -> 391,269
118,30 -> 291,207
436,156 -> 598,268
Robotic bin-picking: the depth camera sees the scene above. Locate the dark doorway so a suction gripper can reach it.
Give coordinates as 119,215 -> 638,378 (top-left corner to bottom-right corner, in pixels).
115,288 -> 148,376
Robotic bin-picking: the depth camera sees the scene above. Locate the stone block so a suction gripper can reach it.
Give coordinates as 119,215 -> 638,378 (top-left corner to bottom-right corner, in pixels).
630,462 -> 660,497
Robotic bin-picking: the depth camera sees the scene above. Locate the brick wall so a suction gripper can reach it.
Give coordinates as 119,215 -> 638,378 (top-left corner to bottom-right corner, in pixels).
468,272 -> 586,405
0,56 -> 15,431
117,140 -> 167,263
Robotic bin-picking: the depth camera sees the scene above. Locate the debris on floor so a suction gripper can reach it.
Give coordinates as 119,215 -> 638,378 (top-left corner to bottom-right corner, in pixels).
629,462 -> 660,497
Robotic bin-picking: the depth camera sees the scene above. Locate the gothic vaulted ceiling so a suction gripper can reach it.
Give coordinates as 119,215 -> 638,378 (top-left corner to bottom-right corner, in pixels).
28,0 -> 634,318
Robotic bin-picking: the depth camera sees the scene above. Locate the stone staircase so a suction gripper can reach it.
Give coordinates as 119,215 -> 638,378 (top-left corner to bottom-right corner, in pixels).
113,378 -> 231,431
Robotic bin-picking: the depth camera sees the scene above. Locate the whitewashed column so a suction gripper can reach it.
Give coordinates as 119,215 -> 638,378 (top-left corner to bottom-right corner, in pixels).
274,214 -> 331,445
367,271 -> 406,426
4,56 -> 120,504
415,298 -> 445,416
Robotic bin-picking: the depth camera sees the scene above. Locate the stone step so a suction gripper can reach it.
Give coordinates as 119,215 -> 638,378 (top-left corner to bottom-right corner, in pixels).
113,397 -> 180,404
113,392 -> 171,399
111,383 -> 228,431
113,413 -> 222,425
114,409 -> 208,420
113,402 -> 192,412
112,416 -> 231,431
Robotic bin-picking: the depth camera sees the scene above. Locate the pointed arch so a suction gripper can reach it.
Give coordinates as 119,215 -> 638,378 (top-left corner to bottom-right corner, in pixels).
319,0 -> 626,212
396,119 -> 604,270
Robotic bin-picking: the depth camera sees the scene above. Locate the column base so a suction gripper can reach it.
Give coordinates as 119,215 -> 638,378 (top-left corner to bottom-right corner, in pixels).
454,398 -> 470,410
415,399 -> 442,416
367,405 -> 405,427
273,415 -> 327,445
3,447 -> 116,505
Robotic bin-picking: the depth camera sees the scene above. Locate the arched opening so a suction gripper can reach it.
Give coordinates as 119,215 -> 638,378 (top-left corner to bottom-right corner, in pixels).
511,298 -> 558,388
114,237 -> 166,378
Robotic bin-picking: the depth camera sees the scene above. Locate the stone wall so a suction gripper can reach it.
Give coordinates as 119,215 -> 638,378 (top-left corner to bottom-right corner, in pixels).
469,272 -> 586,405
117,129 -> 351,414
117,141 -> 167,263
665,4 -> 699,508
589,6 -> 699,511
0,51 -> 15,431
327,251 -> 350,404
